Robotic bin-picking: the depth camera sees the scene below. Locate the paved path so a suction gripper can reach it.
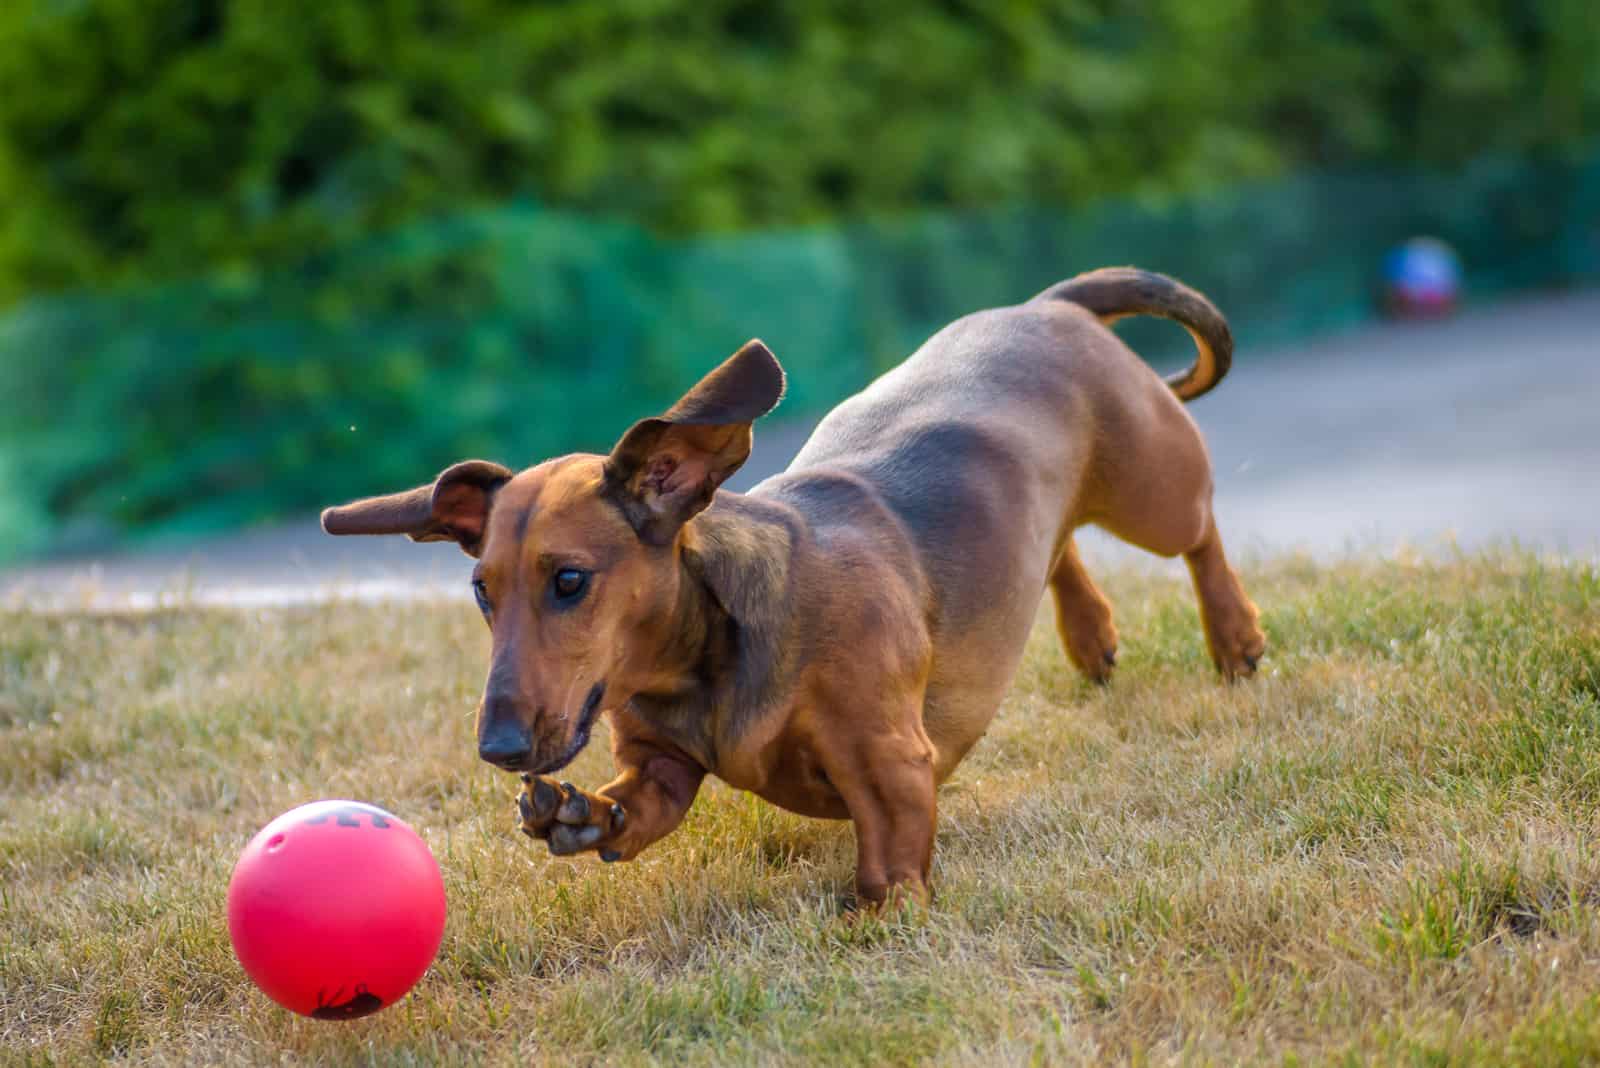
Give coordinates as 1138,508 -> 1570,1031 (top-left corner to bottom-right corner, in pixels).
5,290 -> 1596,609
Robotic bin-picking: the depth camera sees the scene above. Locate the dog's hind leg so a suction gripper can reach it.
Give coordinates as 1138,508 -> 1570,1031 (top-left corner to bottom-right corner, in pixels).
1100,486 -> 1264,680
1049,536 -> 1119,683
1183,516 -> 1265,680
1085,392 -> 1263,680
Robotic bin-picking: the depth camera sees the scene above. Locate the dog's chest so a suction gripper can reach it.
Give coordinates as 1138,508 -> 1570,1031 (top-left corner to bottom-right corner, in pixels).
710,712 -> 851,821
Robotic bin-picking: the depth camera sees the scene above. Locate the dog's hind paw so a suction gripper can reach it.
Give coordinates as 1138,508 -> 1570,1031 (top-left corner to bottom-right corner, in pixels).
1053,598 -> 1119,684
1212,619 -> 1266,681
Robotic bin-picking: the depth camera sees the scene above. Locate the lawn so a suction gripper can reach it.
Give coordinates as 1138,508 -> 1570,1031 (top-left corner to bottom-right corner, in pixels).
3,550 -> 1599,1065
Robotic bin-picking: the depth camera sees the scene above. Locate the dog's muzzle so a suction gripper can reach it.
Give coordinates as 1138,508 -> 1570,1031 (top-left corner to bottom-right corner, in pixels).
477,682 -> 607,774
478,700 -> 534,770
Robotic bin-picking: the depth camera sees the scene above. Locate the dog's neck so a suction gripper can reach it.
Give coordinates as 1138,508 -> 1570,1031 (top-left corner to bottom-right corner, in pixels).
629,492 -> 800,769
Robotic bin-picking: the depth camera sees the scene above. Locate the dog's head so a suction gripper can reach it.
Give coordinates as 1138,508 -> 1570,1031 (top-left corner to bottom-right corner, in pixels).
321,340 -> 785,774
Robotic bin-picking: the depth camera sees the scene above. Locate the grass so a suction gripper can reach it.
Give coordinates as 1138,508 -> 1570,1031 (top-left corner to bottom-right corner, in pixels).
2,548 -> 1598,1065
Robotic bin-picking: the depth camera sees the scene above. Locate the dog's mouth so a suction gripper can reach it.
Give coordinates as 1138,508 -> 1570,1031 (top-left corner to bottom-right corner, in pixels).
524,681 -> 607,776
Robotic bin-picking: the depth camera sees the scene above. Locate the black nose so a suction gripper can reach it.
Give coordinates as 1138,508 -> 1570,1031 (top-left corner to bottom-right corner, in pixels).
478,715 -> 532,769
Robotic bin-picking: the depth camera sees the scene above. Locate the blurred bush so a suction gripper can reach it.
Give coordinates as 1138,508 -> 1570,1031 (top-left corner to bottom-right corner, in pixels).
0,0 -> 1597,302
2,151 -> 1597,560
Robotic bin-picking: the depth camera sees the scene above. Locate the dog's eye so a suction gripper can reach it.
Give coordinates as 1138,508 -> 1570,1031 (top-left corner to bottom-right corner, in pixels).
471,578 -> 492,618
552,568 -> 590,604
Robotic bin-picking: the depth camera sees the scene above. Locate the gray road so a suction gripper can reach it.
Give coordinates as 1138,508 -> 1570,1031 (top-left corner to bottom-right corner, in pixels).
4,290 -> 1596,609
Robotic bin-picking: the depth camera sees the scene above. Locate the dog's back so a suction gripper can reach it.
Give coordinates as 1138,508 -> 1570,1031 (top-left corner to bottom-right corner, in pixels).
754,271 -> 1237,771
778,304 -> 1095,609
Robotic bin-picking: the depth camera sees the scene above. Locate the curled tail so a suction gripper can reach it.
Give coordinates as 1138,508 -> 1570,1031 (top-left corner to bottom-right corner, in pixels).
1042,267 -> 1233,402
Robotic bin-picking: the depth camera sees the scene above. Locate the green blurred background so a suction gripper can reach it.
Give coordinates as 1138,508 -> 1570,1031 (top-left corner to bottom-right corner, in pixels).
0,0 -> 1597,562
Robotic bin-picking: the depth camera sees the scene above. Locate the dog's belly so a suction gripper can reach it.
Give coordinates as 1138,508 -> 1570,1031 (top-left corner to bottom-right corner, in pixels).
919,584 -> 1055,781
750,776 -> 852,821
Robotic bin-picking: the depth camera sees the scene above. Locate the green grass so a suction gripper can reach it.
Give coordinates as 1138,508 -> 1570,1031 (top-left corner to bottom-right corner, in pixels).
2,550 -> 1598,1065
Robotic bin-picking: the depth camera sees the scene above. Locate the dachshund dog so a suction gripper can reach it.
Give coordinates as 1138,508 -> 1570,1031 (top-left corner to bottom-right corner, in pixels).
322,268 -> 1265,907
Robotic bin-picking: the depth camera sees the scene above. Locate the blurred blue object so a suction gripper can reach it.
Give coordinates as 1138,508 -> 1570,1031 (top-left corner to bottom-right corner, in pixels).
1382,237 -> 1463,317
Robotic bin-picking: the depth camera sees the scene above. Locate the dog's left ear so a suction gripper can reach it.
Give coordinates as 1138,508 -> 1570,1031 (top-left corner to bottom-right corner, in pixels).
605,339 -> 785,545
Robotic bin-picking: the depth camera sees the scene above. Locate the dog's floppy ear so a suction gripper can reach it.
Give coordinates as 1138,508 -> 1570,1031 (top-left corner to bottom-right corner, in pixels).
605,339 -> 785,545
321,459 -> 514,557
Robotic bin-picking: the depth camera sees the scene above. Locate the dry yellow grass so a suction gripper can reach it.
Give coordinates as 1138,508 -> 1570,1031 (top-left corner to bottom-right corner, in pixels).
3,550 -> 1599,1065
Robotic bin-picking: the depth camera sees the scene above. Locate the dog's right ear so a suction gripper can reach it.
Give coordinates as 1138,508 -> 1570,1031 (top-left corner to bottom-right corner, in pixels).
320,460 -> 513,557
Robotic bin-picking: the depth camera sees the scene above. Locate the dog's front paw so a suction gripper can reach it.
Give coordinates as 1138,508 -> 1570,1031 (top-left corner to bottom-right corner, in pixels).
517,775 -> 627,861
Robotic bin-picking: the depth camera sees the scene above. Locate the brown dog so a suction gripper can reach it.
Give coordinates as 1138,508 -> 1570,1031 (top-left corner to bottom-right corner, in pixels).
322,267 -> 1265,906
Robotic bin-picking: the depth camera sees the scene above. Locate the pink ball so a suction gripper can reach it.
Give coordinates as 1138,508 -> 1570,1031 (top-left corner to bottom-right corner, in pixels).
227,800 -> 447,1019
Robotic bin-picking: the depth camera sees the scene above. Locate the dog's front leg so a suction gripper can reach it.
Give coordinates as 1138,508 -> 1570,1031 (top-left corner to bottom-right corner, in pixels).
826,733 -> 938,910
517,733 -> 704,863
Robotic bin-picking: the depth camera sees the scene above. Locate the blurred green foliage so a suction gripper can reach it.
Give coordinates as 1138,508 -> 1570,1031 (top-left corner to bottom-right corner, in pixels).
1,1 -> 1598,558
1,0 -> 1598,302
2,151 -> 1597,560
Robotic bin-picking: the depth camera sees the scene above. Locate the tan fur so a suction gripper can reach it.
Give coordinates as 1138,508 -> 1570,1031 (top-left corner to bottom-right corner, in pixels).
322,275 -> 1266,907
